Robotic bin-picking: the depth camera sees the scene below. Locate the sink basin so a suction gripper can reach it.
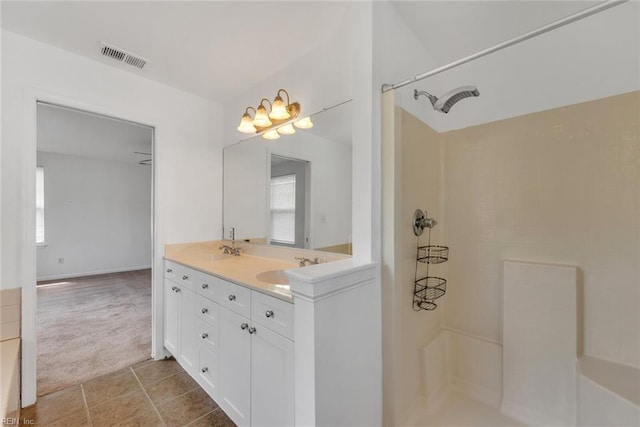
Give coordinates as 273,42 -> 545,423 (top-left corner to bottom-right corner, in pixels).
256,270 -> 289,285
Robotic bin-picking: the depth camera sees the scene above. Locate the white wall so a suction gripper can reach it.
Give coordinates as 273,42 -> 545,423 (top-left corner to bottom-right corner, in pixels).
36,152 -> 152,280
1,29 -> 224,404
2,29 -> 224,288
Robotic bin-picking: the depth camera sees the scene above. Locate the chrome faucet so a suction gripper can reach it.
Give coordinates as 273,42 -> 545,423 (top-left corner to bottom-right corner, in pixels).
295,256 -> 323,267
220,243 -> 241,256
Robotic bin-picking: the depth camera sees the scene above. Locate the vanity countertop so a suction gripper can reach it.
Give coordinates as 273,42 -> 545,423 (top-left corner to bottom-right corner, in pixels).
164,241 -> 299,302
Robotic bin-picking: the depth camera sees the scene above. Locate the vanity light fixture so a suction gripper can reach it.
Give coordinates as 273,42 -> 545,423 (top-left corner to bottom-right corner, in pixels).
293,116 -> 313,129
277,124 -> 296,135
263,129 -> 280,140
237,107 -> 257,133
237,88 -> 302,139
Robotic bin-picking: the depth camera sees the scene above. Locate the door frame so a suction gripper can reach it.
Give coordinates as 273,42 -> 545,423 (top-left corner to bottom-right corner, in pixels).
21,89 -> 163,406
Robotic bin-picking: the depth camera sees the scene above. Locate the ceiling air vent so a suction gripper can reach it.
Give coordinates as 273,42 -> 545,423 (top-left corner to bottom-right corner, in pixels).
99,42 -> 148,70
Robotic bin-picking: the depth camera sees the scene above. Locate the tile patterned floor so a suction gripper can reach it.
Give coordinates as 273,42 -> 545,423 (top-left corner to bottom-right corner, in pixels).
20,358 -> 236,426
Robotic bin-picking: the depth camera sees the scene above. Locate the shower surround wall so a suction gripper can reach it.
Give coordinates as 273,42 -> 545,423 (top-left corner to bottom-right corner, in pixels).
442,90 -> 639,369
384,90 -> 639,422
382,97 -> 446,424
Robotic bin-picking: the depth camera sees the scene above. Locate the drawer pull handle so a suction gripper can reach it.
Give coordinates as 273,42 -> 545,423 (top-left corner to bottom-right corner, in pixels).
240,323 -> 249,330
171,286 -> 180,293
202,333 -> 208,339
201,367 -> 208,373
166,268 -> 173,273
182,275 -> 189,280
202,283 -> 209,289
174,287 -> 181,293
265,310 -> 274,318
248,327 -> 256,334
228,295 -> 236,302
201,308 -> 208,314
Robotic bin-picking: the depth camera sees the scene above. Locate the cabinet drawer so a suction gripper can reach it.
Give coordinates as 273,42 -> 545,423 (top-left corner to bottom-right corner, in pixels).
198,318 -> 218,354
164,261 -> 195,292
198,346 -> 219,401
164,260 -> 179,282
194,271 -> 224,303
251,291 -> 294,340
219,280 -> 251,318
197,294 -> 219,327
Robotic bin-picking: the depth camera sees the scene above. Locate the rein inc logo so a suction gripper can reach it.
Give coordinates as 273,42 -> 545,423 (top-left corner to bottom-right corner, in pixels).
2,418 -> 34,425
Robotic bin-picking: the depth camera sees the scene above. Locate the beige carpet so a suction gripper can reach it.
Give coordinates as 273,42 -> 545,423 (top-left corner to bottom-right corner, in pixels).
37,269 -> 152,396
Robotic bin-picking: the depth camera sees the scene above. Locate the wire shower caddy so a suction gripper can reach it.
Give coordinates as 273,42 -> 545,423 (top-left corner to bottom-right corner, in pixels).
412,209 -> 449,311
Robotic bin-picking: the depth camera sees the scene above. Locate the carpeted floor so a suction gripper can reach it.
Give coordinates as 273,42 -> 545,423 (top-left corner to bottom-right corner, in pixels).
37,269 -> 152,396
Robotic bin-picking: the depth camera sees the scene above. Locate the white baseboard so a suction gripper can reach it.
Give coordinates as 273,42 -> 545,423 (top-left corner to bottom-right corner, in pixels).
501,399 -> 565,426
37,265 -> 151,282
451,375 -> 501,408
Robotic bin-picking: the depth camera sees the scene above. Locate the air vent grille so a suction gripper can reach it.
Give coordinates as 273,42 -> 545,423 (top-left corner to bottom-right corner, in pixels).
99,42 -> 148,70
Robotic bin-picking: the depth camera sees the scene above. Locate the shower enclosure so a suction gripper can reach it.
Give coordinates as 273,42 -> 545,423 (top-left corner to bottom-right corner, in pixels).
379,1 -> 640,425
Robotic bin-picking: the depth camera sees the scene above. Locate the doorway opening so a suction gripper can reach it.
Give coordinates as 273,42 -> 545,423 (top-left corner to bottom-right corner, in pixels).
35,102 -> 154,396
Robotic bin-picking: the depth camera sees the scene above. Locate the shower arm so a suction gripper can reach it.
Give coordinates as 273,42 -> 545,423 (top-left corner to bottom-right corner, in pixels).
382,0 -> 629,92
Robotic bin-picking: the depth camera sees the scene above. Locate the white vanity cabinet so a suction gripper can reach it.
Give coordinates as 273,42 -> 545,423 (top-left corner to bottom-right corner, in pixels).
163,261 -> 197,375
218,283 -> 295,427
164,260 -> 294,427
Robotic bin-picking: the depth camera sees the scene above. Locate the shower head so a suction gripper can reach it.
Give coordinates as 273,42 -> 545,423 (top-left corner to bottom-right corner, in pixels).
414,86 -> 480,113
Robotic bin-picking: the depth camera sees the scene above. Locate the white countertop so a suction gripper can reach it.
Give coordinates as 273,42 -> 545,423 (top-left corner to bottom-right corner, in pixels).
164,241 -> 299,302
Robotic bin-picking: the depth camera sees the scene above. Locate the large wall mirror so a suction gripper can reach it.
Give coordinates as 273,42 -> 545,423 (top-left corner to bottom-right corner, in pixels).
223,100 -> 352,255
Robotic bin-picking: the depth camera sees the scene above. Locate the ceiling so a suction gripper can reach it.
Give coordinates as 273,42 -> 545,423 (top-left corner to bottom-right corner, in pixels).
37,103 -> 153,164
391,1 -> 600,68
1,1 -> 349,102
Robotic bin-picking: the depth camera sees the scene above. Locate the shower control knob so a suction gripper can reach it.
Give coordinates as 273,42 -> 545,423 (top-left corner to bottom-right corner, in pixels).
201,283 -> 209,289
201,333 -> 208,339
265,310 -> 274,318
201,308 -> 208,314
201,367 -> 208,373
240,323 -> 249,330
228,295 -> 236,302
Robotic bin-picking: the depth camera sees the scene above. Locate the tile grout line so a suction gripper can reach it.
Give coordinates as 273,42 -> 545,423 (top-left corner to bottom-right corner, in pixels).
80,384 -> 93,426
130,367 -> 167,426
184,409 -> 218,427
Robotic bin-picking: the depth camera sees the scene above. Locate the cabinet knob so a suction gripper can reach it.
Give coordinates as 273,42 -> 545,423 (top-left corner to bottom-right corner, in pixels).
166,268 -> 173,273
174,287 -> 181,293
265,310 -> 274,318
248,327 -> 256,334
201,308 -> 208,314
201,283 -> 209,289
240,323 -> 248,330
202,332 -> 208,339
228,294 -> 236,302
201,367 -> 208,373
171,286 -> 180,292
182,275 -> 189,280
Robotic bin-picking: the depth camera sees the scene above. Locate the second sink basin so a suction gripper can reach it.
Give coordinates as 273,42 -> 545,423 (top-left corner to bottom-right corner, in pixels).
256,269 -> 289,285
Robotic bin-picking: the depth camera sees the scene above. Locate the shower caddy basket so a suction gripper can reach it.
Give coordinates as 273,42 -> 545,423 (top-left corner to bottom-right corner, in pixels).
412,209 -> 449,311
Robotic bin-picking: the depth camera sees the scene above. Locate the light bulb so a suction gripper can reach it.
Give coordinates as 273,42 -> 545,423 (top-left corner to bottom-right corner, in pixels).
293,116 -> 313,129
263,129 -> 280,140
237,113 -> 257,133
253,104 -> 272,127
277,124 -> 296,135
269,95 -> 290,120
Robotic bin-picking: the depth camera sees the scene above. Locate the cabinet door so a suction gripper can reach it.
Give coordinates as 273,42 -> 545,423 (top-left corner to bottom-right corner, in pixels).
219,306 -> 251,427
178,286 -> 197,374
164,280 -> 179,356
251,326 -> 295,427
